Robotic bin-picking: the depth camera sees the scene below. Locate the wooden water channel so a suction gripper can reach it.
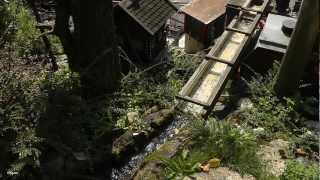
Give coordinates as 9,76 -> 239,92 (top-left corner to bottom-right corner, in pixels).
177,0 -> 270,117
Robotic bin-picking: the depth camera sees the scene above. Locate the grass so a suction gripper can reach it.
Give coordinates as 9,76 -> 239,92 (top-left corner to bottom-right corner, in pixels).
159,149 -> 209,179
158,119 -> 273,179
189,119 -> 269,178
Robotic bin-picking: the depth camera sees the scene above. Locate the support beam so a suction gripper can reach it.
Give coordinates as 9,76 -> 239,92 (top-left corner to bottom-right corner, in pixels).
176,95 -> 210,108
226,27 -> 250,35
205,55 -> 235,66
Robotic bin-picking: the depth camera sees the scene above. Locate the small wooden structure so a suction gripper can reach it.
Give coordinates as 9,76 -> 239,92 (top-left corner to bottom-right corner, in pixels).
226,0 -> 249,25
167,0 -> 192,38
182,0 -> 228,53
226,0 -> 264,25
113,0 -> 177,63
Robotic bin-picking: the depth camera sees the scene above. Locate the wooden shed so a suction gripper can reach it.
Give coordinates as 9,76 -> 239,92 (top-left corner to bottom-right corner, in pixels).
114,0 -> 177,64
167,0 -> 192,38
182,0 -> 228,53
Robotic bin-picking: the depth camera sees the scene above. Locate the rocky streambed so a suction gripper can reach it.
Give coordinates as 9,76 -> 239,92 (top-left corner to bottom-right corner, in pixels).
110,107 -> 190,180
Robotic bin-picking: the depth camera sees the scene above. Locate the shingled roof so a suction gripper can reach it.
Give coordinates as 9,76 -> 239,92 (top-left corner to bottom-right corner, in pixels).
182,0 -> 227,24
119,0 -> 177,35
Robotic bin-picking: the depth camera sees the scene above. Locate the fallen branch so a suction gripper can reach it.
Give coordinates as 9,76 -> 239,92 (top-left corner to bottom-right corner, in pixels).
36,21 -> 54,29
37,29 -> 54,39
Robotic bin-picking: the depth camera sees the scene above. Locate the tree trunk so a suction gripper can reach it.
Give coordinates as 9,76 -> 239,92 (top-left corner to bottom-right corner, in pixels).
273,0 -> 319,97
55,0 -> 121,96
78,0 -> 121,96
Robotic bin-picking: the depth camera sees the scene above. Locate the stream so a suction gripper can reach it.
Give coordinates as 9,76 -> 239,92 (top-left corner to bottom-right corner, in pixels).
111,115 -> 189,180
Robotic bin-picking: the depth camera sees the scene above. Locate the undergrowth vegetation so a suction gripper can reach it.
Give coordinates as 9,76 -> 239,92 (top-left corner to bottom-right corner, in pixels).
1,0 -> 43,57
0,68 -> 44,177
0,0 -> 49,178
280,160 -> 320,180
157,63 -> 319,179
158,119 -> 273,179
0,0 -> 318,179
0,5 -> 201,175
189,119 -> 266,177
113,47 -> 201,131
238,63 -> 319,154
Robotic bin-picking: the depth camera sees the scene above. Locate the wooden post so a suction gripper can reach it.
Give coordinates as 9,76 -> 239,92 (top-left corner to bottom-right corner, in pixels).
273,0 -> 319,97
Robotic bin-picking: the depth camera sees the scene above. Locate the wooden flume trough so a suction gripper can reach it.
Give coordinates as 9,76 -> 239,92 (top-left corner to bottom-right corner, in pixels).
177,0 -> 271,117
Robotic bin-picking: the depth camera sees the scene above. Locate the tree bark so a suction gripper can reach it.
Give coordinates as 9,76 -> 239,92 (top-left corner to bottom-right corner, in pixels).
54,0 -> 77,71
78,0 -> 121,96
273,0 -> 319,97
55,0 -> 121,96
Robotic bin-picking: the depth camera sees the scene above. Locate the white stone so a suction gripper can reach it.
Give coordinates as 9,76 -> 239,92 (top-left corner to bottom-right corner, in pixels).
127,112 -> 139,124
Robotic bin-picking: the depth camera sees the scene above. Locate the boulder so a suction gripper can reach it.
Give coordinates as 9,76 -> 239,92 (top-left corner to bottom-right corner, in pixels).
134,138 -> 185,180
127,112 -> 139,124
143,106 -> 160,116
236,97 -> 253,111
147,108 -> 175,128
112,131 -> 135,157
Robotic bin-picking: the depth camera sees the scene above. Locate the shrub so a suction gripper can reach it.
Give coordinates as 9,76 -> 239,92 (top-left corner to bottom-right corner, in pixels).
1,0 -> 43,56
0,68 -> 44,177
0,1 -> 11,37
238,95 -> 296,139
47,34 -> 64,55
239,62 -> 319,148
0,1 -> 50,177
281,160 -> 320,180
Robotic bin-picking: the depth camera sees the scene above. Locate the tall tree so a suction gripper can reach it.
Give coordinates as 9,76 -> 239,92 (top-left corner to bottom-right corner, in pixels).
55,0 -> 121,96
273,0 -> 319,96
